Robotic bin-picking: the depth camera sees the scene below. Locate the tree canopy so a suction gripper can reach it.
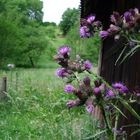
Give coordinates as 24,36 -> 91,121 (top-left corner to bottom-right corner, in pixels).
59,8 -> 79,36
0,0 -> 49,67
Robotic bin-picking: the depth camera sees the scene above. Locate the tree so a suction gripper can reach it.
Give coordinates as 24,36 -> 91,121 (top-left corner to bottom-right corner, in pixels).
0,0 -> 49,67
66,22 -> 100,64
59,8 -> 79,36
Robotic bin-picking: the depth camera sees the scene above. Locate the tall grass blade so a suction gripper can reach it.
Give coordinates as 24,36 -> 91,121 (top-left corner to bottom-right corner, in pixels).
120,45 -> 140,64
83,129 -> 107,140
119,97 -> 140,121
111,103 -> 127,119
115,46 -> 127,65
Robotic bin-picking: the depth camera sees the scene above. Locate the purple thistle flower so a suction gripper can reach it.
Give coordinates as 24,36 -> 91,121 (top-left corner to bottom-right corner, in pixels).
93,87 -> 100,96
86,104 -> 94,114
80,26 -> 91,38
80,26 -> 86,37
87,15 -> 96,24
55,68 -> 67,78
83,60 -> 92,70
99,31 -> 109,39
136,93 -> 140,97
112,82 -> 128,94
105,90 -> 115,98
64,84 -> 74,93
124,12 -> 132,23
58,46 -> 70,56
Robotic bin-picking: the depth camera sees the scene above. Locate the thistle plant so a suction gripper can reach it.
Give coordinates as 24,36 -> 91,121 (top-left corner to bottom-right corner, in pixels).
80,8 -> 140,64
54,46 -> 140,139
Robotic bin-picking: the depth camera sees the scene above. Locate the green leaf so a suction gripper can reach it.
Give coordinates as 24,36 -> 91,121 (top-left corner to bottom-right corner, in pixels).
111,103 -> 127,119
131,129 -> 140,136
82,129 -> 107,140
119,97 -> 140,121
115,45 -> 127,65
130,37 -> 140,44
120,45 -> 140,64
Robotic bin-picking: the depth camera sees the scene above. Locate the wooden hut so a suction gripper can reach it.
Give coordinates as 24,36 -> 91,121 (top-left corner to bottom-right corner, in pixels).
80,0 -> 140,140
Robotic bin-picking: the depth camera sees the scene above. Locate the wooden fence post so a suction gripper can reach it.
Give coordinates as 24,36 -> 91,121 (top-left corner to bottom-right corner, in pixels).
0,77 -> 7,99
15,72 -> 18,91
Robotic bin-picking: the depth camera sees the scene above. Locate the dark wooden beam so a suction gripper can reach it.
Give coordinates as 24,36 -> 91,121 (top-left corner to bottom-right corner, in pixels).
80,0 -> 140,29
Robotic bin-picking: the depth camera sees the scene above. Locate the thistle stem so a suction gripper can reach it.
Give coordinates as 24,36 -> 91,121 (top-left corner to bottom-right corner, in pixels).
100,102 -> 113,140
114,112 -> 119,140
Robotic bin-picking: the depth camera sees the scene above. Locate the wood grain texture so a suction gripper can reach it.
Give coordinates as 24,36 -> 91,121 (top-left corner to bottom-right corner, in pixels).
80,1 -> 140,139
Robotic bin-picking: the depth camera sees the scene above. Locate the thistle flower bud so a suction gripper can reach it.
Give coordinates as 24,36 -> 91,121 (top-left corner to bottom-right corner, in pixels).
83,60 -> 92,70
129,8 -> 137,17
80,26 -> 91,38
99,31 -> 109,39
74,89 -> 87,101
58,46 -> 71,58
93,87 -> 101,96
124,11 -> 132,23
87,15 -> 96,24
94,80 -> 101,87
66,100 -> 76,108
99,83 -> 105,91
64,84 -> 74,93
94,21 -> 102,28
80,18 -> 88,26
110,12 -> 120,24
83,76 -> 91,86
55,68 -> 67,78
105,90 -> 115,98
123,21 -> 135,29
66,99 -> 80,108
86,104 -> 94,114
108,24 -> 120,34
76,54 -> 81,61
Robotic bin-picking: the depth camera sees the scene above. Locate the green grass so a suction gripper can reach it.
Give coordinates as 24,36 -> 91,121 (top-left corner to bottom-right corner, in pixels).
37,28 -> 66,68
0,68 -> 100,140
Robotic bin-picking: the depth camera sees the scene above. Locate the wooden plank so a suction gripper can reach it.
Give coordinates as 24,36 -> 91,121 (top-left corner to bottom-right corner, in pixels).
0,77 -> 7,100
80,1 -> 140,139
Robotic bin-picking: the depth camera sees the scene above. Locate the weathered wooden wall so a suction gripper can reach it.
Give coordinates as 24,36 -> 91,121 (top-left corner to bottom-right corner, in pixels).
80,0 -> 140,98
100,38 -> 140,90
80,0 -> 140,140
81,0 -> 140,29
100,37 -> 140,140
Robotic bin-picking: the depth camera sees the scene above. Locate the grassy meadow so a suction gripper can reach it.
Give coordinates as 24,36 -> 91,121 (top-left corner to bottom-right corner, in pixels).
0,67 -> 100,140
0,23 -> 100,140
0,8 -> 100,139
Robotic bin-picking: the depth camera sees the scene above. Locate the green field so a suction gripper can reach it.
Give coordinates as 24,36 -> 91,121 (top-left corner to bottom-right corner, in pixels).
0,68 -> 100,140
